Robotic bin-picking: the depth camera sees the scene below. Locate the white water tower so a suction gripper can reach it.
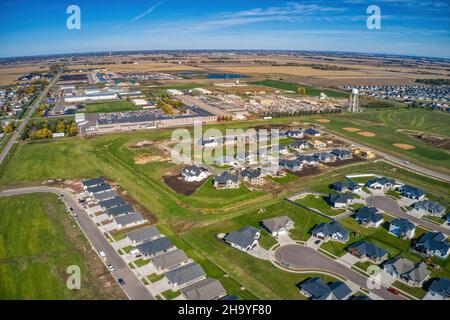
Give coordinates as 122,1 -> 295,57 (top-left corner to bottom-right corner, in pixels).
349,88 -> 361,112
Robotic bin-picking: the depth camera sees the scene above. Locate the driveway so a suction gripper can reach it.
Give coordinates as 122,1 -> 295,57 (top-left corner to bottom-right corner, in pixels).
274,244 -> 406,300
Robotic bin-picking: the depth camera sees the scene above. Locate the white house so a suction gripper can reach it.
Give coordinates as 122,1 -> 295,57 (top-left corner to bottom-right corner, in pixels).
181,165 -> 209,182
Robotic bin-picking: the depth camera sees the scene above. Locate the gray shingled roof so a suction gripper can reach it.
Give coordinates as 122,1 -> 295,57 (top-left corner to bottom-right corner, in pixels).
311,221 -> 349,239
412,200 -> 446,215
94,190 -> 118,201
106,204 -> 134,217
355,206 -> 384,224
224,226 -> 259,249
136,237 -> 174,256
151,249 -> 189,270
98,196 -> 126,209
181,278 -> 226,300
348,241 -> 388,260
165,262 -> 206,286
83,177 -> 106,188
114,212 -> 144,226
214,171 -> 239,184
403,262 -> 431,284
127,226 -> 160,243
262,216 -> 293,233
86,184 -> 112,194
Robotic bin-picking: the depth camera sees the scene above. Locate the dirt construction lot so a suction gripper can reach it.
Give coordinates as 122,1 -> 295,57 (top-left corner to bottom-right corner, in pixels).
163,174 -> 206,196
393,143 -> 416,150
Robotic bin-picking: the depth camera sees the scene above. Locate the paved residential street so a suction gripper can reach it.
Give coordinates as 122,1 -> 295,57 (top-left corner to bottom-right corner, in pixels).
0,187 -> 155,300
274,244 -> 407,300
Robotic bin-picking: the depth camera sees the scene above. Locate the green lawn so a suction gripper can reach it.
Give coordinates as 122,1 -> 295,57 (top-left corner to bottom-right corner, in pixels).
0,193 -> 125,299
161,289 -> 181,300
393,281 -> 427,299
267,172 -> 299,184
148,273 -> 164,283
84,100 -> 141,113
251,80 -> 349,98
295,194 -> 346,216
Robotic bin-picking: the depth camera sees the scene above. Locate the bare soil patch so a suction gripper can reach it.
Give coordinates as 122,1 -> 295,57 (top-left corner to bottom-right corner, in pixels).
393,143 -> 416,150
291,165 -> 322,177
163,174 -> 207,196
316,119 -> 330,123
129,140 -> 155,148
134,154 -> 168,164
358,131 -> 376,137
343,127 -> 361,132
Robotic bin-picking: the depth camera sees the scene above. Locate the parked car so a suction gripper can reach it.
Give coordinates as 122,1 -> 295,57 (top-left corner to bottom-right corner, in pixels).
69,207 -> 74,212
388,287 -> 399,295
118,278 -> 125,285
107,264 -> 114,272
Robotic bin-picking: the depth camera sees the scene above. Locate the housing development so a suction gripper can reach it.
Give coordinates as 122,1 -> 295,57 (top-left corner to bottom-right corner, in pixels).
0,1 -> 449,310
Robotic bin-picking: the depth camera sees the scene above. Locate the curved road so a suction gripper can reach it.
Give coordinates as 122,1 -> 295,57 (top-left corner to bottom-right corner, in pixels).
275,244 -> 406,300
367,195 -> 450,236
0,186 -> 154,300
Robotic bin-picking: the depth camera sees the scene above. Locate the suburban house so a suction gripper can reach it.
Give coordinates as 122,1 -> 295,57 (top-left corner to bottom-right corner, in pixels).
235,152 -> 257,165
311,221 -> 349,243
290,140 -> 309,150
261,216 -> 295,237
297,154 -> 319,166
106,203 -> 134,218
86,183 -> 112,195
224,226 -> 260,252
331,149 -> 353,160
304,128 -> 321,137
181,165 -> 209,182
398,185 -> 426,200
354,206 -> 384,228
165,262 -> 207,289
389,218 -> 416,239
279,159 -> 302,171
414,231 -> 450,259
331,180 -> 361,193
278,144 -> 290,155
328,193 -> 353,208
180,278 -> 227,300
114,212 -> 146,229
150,249 -> 191,272
299,277 -> 352,300
383,258 -> 431,286
127,226 -> 161,244
424,278 -> 450,300
261,164 -> 284,177
98,196 -> 127,210
366,177 -> 399,190
285,129 -> 304,139
201,138 -> 218,147
213,171 -> 240,189
93,190 -> 118,202
136,236 -> 176,258
347,241 -> 389,263
411,200 -> 446,217
82,177 -> 106,190
308,139 -> 326,150
240,168 -> 264,185
314,152 -> 336,163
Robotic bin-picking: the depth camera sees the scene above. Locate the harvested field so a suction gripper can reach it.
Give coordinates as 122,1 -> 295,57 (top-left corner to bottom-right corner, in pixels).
358,131 -> 376,137
343,127 -> 361,132
163,174 -> 206,196
316,119 -> 330,123
393,143 -> 416,150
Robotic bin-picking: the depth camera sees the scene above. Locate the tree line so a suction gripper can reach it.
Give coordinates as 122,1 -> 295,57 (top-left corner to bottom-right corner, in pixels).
21,118 -> 78,140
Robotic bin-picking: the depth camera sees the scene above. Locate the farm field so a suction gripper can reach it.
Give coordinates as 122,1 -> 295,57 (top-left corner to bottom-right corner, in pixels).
0,193 -> 125,300
84,100 -> 141,113
251,79 -> 349,98
310,109 -> 450,174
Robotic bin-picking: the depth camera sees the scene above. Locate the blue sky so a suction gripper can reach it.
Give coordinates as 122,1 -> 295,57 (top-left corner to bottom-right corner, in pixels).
0,0 -> 449,58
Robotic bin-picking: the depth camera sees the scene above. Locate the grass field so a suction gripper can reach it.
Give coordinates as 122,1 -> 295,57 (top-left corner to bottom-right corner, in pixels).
251,80 -> 349,98
84,100 -> 141,113
295,194 -> 346,216
0,193 -> 124,299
